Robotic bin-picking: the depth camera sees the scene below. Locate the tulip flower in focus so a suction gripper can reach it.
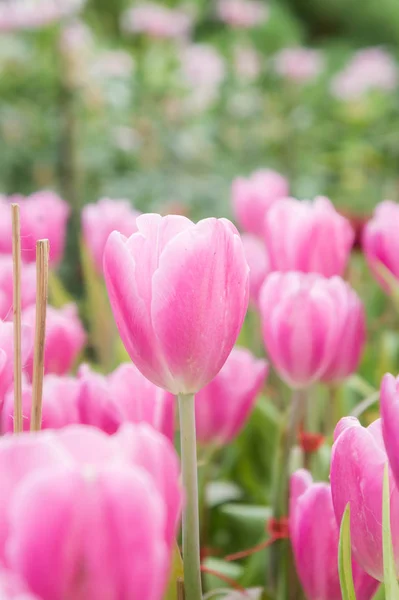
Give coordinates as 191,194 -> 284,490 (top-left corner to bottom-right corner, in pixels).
195,347 -> 268,446
0,256 -> 36,321
259,273 -> 346,388
0,423 -> 182,600
76,363 -> 175,439
232,169 -> 289,237
0,321 -> 32,404
0,567 -> 39,599
330,416 -> 399,580
81,198 -> 140,273
23,304 -> 86,379
0,192 -> 70,267
241,234 -> 270,306
290,469 -> 379,600
362,200 -> 399,293
380,373 -> 399,488
104,213 -> 249,394
264,197 -> 354,277
1,375 -> 80,433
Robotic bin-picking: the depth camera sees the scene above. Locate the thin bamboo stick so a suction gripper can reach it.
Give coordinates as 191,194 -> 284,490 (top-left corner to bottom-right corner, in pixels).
11,204 -> 22,434
30,240 -> 49,432
177,579 -> 185,600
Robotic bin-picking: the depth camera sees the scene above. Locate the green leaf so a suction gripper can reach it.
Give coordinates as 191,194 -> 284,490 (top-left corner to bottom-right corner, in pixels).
383,464 -> 399,600
164,542 -> 184,600
338,503 -> 357,600
48,272 -> 74,308
220,504 -> 272,525
206,481 -> 243,508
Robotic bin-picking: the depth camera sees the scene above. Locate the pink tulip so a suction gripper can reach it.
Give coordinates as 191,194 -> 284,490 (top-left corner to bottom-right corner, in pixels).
0,567 -> 38,599
23,304 -> 86,379
264,197 -> 354,277
81,198 -> 140,273
122,3 -> 192,39
274,48 -> 324,83
0,192 -> 69,266
1,375 -> 80,433
0,423 -> 182,599
321,282 -> 365,382
0,256 -> 36,321
241,234 -> 270,306
104,213 -> 249,394
380,373 -> 399,488
0,321 -> 32,404
216,0 -> 268,28
290,469 -> 379,600
76,363 -> 175,439
232,169 -> 289,237
195,347 -> 268,445
330,416 -> 399,580
259,273 -> 347,388
362,201 -> 399,292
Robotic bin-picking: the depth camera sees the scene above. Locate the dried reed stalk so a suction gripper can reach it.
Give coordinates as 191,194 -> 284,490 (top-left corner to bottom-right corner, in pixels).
30,240 -> 49,432
177,578 -> 185,600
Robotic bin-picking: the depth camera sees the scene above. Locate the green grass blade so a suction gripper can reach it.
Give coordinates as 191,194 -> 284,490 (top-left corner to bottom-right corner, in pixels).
383,464 -> 399,600
338,503 -> 357,600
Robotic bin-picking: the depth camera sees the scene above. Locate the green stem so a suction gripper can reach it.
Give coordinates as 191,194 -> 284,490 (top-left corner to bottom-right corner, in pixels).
178,393 -> 203,600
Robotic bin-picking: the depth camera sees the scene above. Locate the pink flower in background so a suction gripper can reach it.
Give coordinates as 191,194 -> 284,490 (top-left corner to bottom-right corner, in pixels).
362,200 -> 399,293
122,3 -> 192,39
0,0 -> 86,31
0,192 -> 70,267
104,213 -> 249,394
380,373 -> 399,489
59,20 -> 93,55
264,197 -> 354,277
23,304 -> 86,379
274,48 -> 324,83
259,273 -> 348,388
195,347 -> 268,445
331,416 -> 399,581
0,423 -> 182,599
290,470 -> 379,600
76,363 -> 175,439
216,0 -> 268,28
331,47 -> 398,100
241,234 -> 270,306
234,46 -> 261,81
1,375 -> 80,434
321,283 -> 365,382
180,44 -> 226,89
232,169 -> 289,237
90,50 -> 135,79
82,198 -> 140,273
0,256 -> 36,321
0,321 -> 32,405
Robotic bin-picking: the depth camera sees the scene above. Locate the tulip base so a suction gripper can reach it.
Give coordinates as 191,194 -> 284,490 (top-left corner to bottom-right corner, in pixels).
178,393 -> 203,600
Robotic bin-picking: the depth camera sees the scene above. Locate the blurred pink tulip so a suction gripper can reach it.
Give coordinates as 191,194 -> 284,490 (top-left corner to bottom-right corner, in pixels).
331,47 -> 398,101
0,192 -> 69,266
0,567 -> 39,599
321,283 -> 365,382
216,0 -> 268,28
362,201 -> 399,293
0,256 -> 36,321
241,234 -> 270,306
82,198 -> 140,273
122,2 -> 192,39
195,347 -> 268,445
264,197 -> 354,276
23,304 -> 86,379
1,375 -> 80,433
0,423 -> 182,599
259,273 -> 348,388
232,169 -> 289,237
331,416 -> 399,580
381,373 -> 399,488
290,469 -> 379,600
76,363 -> 175,439
0,321 -> 32,404
274,48 -> 324,83
104,213 -> 249,394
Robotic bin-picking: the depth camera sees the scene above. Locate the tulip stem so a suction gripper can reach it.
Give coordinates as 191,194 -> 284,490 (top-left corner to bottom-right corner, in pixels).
178,393 -> 203,600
